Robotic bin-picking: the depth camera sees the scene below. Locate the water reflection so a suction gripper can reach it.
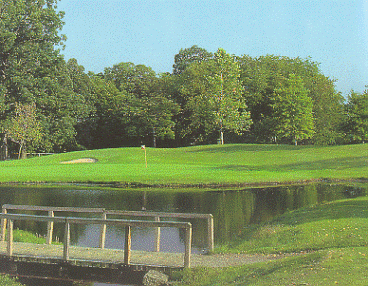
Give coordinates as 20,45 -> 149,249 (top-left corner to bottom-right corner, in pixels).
0,183 -> 366,253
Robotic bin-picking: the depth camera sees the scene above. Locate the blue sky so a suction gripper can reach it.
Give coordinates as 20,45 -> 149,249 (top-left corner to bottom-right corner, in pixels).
57,0 -> 368,97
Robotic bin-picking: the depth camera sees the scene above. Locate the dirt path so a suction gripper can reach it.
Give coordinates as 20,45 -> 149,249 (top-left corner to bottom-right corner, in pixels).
0,242 -> 288,268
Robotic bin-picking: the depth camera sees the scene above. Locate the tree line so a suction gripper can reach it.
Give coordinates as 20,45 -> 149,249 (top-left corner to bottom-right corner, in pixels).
0,0 -> 367,158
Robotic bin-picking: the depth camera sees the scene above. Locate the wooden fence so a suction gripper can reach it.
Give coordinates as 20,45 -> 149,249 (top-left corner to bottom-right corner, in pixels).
0,212 -> 193,267
1,204 -> 214,252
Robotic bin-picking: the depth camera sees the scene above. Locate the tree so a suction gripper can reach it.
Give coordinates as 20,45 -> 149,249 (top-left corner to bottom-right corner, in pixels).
238,54 -> 343,144
173,45 -> 213,75
104,62 -> 157,97
343,91 -> 368,143
179,48 -> 251,144
0,1 -> 90,153
7,102 -> 42,159
273,74 -> 314,145
125,94 -> 180,147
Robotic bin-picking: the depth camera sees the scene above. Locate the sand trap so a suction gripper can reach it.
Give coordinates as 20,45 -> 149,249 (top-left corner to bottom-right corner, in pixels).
60,158 -> 97,164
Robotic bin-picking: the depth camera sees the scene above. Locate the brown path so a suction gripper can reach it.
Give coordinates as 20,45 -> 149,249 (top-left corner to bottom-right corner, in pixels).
0,242 -> 280,268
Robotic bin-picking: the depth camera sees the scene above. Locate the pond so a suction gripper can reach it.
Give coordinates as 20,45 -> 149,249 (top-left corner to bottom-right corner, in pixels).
0,183 -> 366,286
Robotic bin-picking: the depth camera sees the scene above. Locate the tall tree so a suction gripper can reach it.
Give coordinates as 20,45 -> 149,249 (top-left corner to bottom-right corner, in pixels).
343,91 -> 368,144
273,74 -> 314,145
179,48 -> 251,144
0,1 -> 93,153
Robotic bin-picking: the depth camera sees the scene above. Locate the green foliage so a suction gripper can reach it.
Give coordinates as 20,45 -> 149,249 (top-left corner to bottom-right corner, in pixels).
173,45 -> 213,75
343,90 -> 368,143
238,55 -> 343,145
0,1 -> 92,153
273,74 -> 314,145
7,102 -> 42,158
179,49 -> 251,144
0,275 -> 23,286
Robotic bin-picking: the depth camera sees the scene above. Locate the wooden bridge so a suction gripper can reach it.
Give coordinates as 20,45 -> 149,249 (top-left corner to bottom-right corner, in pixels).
0,204 -> 214,284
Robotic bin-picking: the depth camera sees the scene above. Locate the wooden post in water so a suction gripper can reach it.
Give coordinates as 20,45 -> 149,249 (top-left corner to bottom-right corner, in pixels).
99,212 -> 107,249
184,223 -> 192,268
63,220 -> 70,261
124,225 -> 132,265
6,219 -> 13,257
46,211 -> 54,245
208,215 -> 214,252
154,216 -> 161,252
1,207 -> 7,241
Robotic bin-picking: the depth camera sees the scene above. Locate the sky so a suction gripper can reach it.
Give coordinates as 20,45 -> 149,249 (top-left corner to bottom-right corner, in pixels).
57,0 -> 368,97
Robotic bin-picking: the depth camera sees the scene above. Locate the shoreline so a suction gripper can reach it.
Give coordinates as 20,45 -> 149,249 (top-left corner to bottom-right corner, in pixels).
1,177 -> 367,190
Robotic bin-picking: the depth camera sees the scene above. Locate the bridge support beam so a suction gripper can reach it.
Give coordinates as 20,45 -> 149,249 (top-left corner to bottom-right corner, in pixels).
124,225 -> 131,265
63,221 -> 70,261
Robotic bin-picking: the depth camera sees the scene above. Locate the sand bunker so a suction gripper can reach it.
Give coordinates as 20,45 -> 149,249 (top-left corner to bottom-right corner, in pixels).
60,158 -> 97,164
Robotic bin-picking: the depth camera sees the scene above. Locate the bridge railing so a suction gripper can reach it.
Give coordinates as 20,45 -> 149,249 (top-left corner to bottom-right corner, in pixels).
1,204 -> 214,252
102,210 -> 214,252
0,213 -> 193,268
0,205 -> 105,245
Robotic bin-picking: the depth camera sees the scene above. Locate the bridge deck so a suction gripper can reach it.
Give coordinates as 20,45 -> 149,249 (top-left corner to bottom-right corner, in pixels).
0,242 -> 274,269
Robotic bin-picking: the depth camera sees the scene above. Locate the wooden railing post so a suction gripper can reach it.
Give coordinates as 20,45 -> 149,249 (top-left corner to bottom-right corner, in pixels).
63,220 -> 70,261
46,211 -> 54,245
184,223 -> 192,268
208,215 -> 214,252
124,225 -> 131,265
154,216 -> 161,252
1,207 -> 7,241
7,219 -> 13,257
99,212 -> 107,249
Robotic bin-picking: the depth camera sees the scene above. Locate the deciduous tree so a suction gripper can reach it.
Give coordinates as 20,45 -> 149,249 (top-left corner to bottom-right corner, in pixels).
7,102 -> 42,158
273,74 -> 314,145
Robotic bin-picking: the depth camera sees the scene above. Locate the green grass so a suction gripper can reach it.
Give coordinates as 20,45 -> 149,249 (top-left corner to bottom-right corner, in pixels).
0,143 -> 367,186
174,196 -> 368,285
175,248 -> 368,285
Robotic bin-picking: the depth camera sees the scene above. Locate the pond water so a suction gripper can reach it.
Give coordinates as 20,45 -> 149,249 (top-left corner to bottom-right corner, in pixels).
1,183 -> 366,286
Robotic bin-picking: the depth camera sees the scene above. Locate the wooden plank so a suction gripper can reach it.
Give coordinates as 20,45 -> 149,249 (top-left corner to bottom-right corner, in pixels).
154,216 -> 160,252
2,204 -> 104,214
64,222 -> 70,261
6,219 -> 13,257
184,224 -> 192,268
208,215 -> 215,252
106,209 -> 212,220
99,212 -> 107,249
46,211 -> 54,245
0,207 -> 7,242
124,226 -> 131,265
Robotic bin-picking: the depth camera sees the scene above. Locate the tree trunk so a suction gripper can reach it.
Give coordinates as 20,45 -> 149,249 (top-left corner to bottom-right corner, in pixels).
19,142 -> 27,159
1,133 -> 8,160
152,127 -> 157,148
220,130 -> 224,145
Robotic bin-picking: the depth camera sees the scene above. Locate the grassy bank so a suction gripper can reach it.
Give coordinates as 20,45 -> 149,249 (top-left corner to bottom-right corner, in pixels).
175,196 -> 368,285
0,144 -> 367,186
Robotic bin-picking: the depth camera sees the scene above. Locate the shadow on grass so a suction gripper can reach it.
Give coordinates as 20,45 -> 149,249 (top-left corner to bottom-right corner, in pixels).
214,156 -> 368,172
186,144 -> 312,153
274,197 -> 368,226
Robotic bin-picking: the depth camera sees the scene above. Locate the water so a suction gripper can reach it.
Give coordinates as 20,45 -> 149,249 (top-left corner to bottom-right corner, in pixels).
1,183 -> 366,285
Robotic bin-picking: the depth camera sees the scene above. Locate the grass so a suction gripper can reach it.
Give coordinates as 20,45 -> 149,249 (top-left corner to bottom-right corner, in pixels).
174,196 -> 368,285
0,143 -> 367,186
